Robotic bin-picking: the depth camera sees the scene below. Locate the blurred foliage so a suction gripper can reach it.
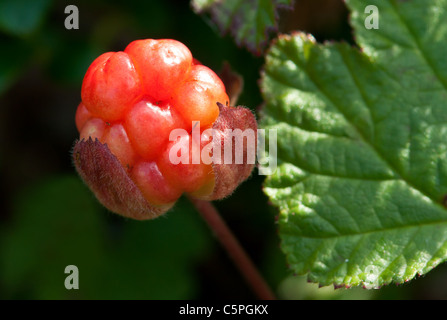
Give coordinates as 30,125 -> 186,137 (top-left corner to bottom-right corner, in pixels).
0,0 -> 52,37
191,0 -> 294,55
1,0 -> 447,300
1,176 -> 215,299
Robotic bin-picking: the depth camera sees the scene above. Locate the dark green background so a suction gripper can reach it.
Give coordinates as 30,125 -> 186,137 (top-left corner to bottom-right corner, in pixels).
0,0 -> 446,299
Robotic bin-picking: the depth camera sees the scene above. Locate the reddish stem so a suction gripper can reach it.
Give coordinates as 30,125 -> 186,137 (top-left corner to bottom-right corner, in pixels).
188,197 -> 275,300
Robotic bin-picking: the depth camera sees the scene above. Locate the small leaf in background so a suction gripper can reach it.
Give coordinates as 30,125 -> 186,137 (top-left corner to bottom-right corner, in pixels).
0,0 -> 51,36
0,177 -> 212,299
260,0 -> 447,288
100,197 -> 213,300
0,176 -> 106,299
192,0 -> 294,55
0,39 -> 31,96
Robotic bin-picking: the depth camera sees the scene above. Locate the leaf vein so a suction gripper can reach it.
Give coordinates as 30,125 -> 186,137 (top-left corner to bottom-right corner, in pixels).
279,39 -> 444,210
389,0 -> 447,91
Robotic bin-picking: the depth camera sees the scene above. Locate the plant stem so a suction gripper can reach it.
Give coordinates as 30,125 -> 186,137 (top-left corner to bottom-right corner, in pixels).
188,196 -> 275,300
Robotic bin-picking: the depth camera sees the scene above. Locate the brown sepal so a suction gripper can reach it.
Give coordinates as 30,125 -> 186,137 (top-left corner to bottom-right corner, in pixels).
72,138 -> 170,220
200,102 -> 257,200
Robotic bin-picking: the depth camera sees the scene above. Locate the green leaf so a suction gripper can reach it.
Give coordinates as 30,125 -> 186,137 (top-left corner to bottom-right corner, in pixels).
191,0 -> 294,55
0,0 -> 51,36
260,0 -> 447,288
191,0 -> 215,11
0,39 -> 31,96
101,197 -> 213,300
0,175 -> 106,299
0,177 -> 212,299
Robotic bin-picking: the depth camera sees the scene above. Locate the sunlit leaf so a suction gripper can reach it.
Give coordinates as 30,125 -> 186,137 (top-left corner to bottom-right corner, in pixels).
261,0 -> 447,288
192,0 -> 294,55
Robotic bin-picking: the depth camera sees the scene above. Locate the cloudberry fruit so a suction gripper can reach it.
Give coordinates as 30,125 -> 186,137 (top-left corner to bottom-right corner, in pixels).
73,39 -> 257,220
